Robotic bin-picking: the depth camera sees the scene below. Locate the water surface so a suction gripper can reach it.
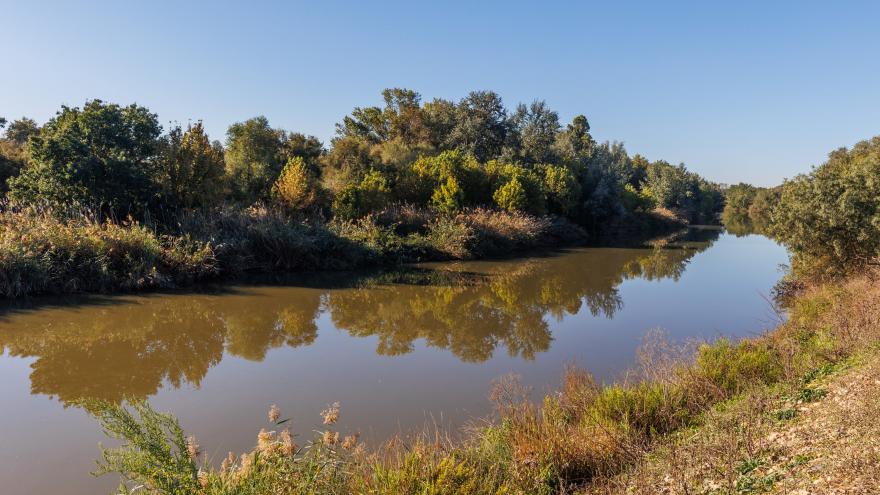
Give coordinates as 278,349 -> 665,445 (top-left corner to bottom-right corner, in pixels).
0,229 -> 788,494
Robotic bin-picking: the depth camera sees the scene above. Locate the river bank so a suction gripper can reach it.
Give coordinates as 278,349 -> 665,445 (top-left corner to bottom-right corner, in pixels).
0,205 -> 689,298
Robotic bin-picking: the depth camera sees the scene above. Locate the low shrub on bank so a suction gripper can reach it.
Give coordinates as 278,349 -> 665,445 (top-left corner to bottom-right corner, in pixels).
0,210 -> 216,297
0,205 -> 587,297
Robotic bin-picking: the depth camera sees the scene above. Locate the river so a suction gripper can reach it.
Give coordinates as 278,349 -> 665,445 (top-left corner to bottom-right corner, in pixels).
0,228 -> 788,494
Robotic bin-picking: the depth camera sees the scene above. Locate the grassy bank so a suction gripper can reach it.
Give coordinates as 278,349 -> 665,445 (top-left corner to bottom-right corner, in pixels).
0,205 -> 596,298
85,264 -> 879,493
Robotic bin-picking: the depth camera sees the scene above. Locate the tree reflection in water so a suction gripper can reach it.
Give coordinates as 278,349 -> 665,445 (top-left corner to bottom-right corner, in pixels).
0,228 -> 719,404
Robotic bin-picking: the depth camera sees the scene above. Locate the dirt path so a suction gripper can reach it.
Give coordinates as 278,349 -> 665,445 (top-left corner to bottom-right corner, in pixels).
585,351 -> 880,494
764,353 -> 880,494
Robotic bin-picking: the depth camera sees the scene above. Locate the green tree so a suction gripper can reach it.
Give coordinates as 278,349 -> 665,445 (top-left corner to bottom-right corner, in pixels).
9,100 -> 161,215
0,117 -> 35,191
511,100 -> 560,164
723,183 -> 758,216
281,132 -> 324,174
449,91 -> 510,162
158,122 -> 226,209
422,97 -> 458,150
224,116 -> 284,201
771,136 -> 880,278
748,188 -> 777,229
554,115 -> 594,166
4,117 -> 39,145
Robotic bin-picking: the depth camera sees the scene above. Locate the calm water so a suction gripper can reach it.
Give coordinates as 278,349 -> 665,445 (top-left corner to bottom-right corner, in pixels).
0,229 -> 788,494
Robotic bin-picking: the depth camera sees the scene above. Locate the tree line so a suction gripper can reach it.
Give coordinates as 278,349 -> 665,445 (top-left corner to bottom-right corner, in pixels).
0,89 -> 724,229
720,135 -> 880,280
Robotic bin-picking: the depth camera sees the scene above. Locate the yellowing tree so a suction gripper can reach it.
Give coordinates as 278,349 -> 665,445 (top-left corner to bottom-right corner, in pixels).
431,176 -> 464,213
493,177 -> 529,212
272,156 -> 319,210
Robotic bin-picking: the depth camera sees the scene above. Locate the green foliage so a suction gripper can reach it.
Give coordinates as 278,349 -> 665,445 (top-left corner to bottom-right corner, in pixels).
158,122 -> 226,209
695,339 -> 783,396
540,164 -> 581,215
487,160 -> 545,215
512,100 -> 560,164
724,183 -> 758,217
641,159 -> 722,223
224,116 -> 285,202
770,136 -> 880,278
88,400 -> 200,495
3,117 -> 39,145
332,170 -> 391,219
408,150 -> 487,206
493,176 -> 530,212
447,90 -> 510,162
747,188 -> 777,229
281,132 -> 324,175
620,183 -> 655,212
431,176 -> 465,213
9,100 -> 161,215
0,137 -> 28,192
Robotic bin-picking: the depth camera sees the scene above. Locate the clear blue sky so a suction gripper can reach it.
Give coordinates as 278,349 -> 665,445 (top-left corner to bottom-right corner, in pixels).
2,0 -> 878,186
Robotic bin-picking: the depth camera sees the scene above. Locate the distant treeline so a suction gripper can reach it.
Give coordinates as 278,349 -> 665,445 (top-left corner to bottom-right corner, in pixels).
0,89 -> 723,227
721,135 -> 880,280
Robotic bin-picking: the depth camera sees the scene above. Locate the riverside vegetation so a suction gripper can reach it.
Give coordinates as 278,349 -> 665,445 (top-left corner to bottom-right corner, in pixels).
84,135 -> 880,493
0,91 -> 723,297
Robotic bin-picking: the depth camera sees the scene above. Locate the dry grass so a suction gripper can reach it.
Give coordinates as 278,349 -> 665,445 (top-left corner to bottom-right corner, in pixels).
584,272 -> 880,494
0,205 -> 585,297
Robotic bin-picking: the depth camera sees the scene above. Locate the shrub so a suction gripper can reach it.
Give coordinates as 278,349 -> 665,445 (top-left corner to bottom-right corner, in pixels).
493,177 -> 529,212
430,176 -> 465,213
694,338 -> 783,396
332,169 -> 392,219
0,210 -> 217,297
541,164 -> 581,215
425,215 -> 476,258
486,160 -> 546,215
409,150 -> 488,206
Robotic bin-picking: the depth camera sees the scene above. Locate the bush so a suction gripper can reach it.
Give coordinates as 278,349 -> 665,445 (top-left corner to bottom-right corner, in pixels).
487,160 -> 546,215
493,177 -> 529,212
694,338 -> 783,396
409,150 -> 488,206
431,176 -> 465,213
0,210 -> 217,297
541,164 -> 581,215
332,169 -> 392,220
